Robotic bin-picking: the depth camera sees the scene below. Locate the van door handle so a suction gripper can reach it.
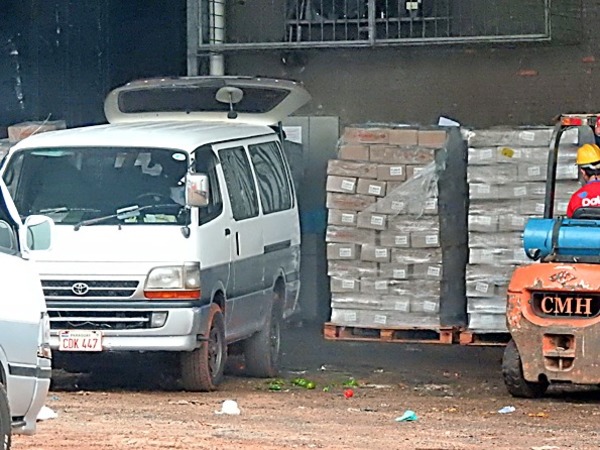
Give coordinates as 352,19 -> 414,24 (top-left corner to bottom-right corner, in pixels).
225,228 -> 231,236
235,232 -> 240,256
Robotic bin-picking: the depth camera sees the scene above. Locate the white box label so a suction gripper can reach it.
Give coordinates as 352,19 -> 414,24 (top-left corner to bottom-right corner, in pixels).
370,215 -> 384,226
368,185 -> 382,195
375,280 -> 388,290
527,165 -> 541,176
395,235 -> 408,245
341,213 -> 355,224
520,131 -> 536,142
427,266 -> 441,277
391,201 -> 405,211
341,179 -> 355,191
475,282 -> 489,293
341,279 -> 355,289
480,149 -> 493,159
514,186 -> 527,197
375,248 -> 389,258
339,248 -> 352,258
395,300 -> 410,312
373,314 -> 387,325
511,216 -> 525,226
393,269 -> 407,279
476,184 -> 491,194
425,235 -> 439,245
423,301 -> 438,313
425,199 -> 437,210
390,166 -> 404,176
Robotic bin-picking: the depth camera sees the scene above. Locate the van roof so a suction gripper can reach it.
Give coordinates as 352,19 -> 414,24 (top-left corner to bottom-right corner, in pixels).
12,121 -> 276,152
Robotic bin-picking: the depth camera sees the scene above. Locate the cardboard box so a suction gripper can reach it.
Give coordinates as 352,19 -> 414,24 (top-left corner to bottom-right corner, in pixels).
326,175 -> 357,194
356,212 -> 387,230
370,146 -> 436,165
391,248 -> 443,264
413,263 -> 443,280
327,159 -> 377,178
326,193 -> 375,211
338,144 -> 370,161
379,262 -> 413,279
327,209 -> 358,227
327,243 -> 359,260
376,164 -> 406,181
360,244 -> 391,262
410,231 -> 440,248
417,129 -> 447,148
388,128 -> 418,146
327,260 -> 378,278
343,127 -> 389,144
379,230 -> 410,248
326,226 -> 376,245
360,278 -> 391,294
8,120 -> 66,143
405,165 -> 428,179
356,178 -> 386,197
330,277 -> 360,293
374,197 -> 408,215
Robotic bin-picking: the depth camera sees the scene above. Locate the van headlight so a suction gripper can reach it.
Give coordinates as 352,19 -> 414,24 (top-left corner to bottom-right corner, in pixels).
144,263 -> 201,300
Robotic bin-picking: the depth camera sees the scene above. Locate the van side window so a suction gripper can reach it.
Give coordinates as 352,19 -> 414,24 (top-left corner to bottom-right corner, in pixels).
219,147 -> 259,221
249,141 -> 292,214
194,146 -> 223,225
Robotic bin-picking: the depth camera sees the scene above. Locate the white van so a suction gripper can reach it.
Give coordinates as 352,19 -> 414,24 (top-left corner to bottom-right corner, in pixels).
0,176 -> 53,440
2,76 -> 309,391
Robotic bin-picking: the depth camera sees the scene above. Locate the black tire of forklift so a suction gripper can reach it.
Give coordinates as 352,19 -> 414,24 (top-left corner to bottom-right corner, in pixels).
502,339 -> 549,398
180,303 -> 226,392
243,291 -> 282,378
0,383 -> 11,450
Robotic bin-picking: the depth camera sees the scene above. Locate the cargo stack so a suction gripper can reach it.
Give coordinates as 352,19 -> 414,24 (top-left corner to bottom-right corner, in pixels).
326,125 -> 447,330
466,127 -> 580,332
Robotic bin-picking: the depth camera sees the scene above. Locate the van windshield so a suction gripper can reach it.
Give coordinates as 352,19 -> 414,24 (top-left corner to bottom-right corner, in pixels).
3,147 -> 189,226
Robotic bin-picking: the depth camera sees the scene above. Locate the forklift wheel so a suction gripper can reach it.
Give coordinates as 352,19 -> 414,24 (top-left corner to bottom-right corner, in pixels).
502,339 -> 549,398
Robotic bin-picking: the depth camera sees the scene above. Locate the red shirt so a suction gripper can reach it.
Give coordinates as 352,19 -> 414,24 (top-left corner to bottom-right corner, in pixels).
566,180 -> 600,217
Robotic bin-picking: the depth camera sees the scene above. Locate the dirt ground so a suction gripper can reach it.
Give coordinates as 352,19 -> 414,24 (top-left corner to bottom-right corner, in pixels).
12,323 -> 600,450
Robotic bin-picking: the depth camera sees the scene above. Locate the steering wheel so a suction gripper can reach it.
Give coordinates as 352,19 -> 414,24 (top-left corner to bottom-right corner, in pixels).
135,192 -> 172,204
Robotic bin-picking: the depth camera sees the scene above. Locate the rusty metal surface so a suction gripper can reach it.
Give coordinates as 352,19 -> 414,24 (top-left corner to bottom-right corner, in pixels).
508,262 -> 600,384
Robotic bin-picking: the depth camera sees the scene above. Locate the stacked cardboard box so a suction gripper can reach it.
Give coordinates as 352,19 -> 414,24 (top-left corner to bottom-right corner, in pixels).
326,125 -> 447,329
466,127 -> 580,332
7,120 -> 66,143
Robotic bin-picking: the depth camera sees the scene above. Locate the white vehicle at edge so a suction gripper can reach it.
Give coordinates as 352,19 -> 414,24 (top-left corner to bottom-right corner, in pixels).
1,76 -> 309,391
0,176 -> 53,443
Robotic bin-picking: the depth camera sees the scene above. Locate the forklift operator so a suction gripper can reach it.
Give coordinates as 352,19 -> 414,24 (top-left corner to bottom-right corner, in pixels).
566,143 -> 600,217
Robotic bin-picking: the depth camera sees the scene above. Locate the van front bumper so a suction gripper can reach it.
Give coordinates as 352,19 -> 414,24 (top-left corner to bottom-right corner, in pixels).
49,304 -> 212,352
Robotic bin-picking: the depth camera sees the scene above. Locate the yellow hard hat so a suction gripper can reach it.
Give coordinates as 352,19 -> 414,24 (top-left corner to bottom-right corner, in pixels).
576,143 -> 600,166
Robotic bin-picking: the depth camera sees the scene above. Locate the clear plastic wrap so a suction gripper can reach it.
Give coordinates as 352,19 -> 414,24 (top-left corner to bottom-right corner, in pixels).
326,125 -> 445,329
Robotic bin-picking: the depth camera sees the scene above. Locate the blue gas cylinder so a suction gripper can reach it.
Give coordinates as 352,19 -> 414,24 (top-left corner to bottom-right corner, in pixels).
523,217 -> 600,259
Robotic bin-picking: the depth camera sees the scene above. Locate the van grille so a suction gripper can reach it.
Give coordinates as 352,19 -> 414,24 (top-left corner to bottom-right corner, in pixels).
48,310 -> 152,330
42,280 -> 139,300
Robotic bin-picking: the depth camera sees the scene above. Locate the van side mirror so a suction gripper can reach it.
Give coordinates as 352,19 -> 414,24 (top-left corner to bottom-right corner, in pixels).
186,173 -> 210,207
24,215 -> 53,251
0,220 -> 17,252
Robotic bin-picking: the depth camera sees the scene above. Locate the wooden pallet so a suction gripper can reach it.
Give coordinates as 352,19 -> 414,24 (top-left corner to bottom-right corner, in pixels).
458,330 -> 510,346
323,322 -> 458,344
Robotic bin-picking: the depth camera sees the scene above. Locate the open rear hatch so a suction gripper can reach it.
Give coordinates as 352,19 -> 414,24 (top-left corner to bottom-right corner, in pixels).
104,76 -> 311,126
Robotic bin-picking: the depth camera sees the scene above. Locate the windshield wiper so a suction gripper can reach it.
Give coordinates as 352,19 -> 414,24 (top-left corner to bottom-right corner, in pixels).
37,207 -> 101,214
73,204 -> 182,231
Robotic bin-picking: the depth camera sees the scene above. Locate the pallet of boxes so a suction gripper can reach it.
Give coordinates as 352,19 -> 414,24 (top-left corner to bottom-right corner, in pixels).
323,125 -> 455,344
462,126 -> 579,344
2,120 -> 67,162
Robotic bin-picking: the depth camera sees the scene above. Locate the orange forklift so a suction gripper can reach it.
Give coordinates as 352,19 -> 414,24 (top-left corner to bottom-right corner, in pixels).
503,114 -> 600,398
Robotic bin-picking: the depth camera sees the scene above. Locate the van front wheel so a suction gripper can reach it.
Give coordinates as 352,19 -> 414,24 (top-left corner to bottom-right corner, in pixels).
0,383 -> 11,450
180,304 -> 226,391
243,293 -> 282,378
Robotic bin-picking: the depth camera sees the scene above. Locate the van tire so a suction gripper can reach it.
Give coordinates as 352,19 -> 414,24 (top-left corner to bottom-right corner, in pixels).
502,339 -> 548,398
0,383 -> 11,450
243,293 -> 282,378
180,304 -> 226,391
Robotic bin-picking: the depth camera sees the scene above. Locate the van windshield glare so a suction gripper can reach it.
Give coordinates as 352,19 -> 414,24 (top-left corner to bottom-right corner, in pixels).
3,147 -> 190,225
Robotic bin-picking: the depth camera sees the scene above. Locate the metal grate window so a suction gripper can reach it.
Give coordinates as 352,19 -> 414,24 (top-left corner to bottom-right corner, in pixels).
189,0 -> 551,53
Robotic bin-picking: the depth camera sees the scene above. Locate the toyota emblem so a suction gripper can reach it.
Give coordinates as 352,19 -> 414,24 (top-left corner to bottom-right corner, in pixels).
71,282 -> 90,296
